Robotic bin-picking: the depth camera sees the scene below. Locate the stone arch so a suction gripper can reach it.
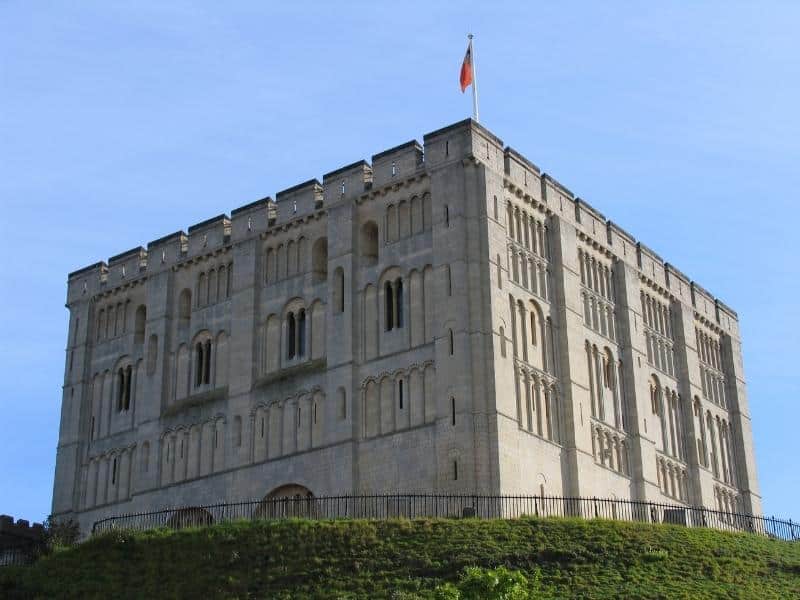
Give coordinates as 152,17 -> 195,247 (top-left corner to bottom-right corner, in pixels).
297,236 -> 307,274
410,195 -> 423,234
360,220 -> 379,264
208,268 -> 218,304
310,299 -> 326,360
528,299 -> 547,370
276,243 -> 286,279
113,355 -> 134,413
312,237 -> 328,282
364,378 -> 379,437
363,283 -> 378,360
190,329 -> 213,389
178,288 -> 192,324
254,484 -> 315,519
282,297 -> 308,363
398,199 -> 411,238
386,203 -> 398,242
134,305 -> 147,345
379,266 -> 405,333
422,193 -> 432,230
215,330 -> 229,387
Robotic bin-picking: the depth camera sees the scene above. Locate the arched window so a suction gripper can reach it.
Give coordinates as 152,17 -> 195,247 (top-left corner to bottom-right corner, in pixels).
117,367 -> 125,411
361,221 -> 379,263
203,340 -> 211,384
384,281 -> 394,331
384,278 -> 404,331
499,326 -> 507,358
194,338 -> 211,387
398,378 -> 404,409
395,278 -> 403,328
178,289 -> 191,324
387,204 -> 398,242
297,309 -> 306,357
287,312 -> 296,359
197,272 -> 207,306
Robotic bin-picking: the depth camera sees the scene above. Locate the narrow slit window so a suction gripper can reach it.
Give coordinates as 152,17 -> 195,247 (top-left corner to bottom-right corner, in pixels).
398,379 -> 404,410
451,397 -> 456,426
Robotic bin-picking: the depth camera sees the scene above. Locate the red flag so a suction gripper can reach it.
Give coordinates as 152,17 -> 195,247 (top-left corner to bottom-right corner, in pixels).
460,42 -> 473,92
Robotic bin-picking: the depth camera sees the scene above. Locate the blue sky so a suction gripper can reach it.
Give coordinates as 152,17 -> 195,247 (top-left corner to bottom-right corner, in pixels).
1,1 -> 797,521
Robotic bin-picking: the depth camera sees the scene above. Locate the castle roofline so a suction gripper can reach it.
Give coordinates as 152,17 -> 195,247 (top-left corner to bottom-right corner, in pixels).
187,214 -> 229,234
322,160 -> 371,182
504,146 -> 541,174
108,246 -> 146,266
147,230 -> 187,249
231,197 -> 273,216
372,140 -> 423,163
423,118 -> 504,148
68,261 -> 106,280
276,179 -> 321,199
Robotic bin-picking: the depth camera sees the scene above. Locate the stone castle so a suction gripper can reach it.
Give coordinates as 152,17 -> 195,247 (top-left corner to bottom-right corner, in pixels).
52,119 -> 761,533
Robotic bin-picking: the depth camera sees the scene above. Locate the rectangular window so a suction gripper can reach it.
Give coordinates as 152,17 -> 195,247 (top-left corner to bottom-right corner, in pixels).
398,380 -> 404,409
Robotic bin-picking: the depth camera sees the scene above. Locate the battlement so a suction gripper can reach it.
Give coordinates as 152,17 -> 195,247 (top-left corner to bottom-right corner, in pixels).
0,515 -> 44,541
64,118 -> 740,327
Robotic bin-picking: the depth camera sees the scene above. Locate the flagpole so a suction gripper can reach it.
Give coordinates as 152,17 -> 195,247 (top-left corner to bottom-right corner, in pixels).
469,34 -> 479,122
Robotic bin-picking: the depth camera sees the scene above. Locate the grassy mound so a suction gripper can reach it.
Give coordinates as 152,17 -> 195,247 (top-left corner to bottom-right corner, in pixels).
2,517 -> 798,598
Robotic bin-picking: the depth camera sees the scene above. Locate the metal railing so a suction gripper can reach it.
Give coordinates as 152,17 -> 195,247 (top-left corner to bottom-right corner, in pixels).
92,494 -> 799,541
0,545 -> 42,568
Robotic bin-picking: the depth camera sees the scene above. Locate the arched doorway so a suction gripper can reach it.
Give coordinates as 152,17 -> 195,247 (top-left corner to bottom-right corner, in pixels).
253,484 -> 315,520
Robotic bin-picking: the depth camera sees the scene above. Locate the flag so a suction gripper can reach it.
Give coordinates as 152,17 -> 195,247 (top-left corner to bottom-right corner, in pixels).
460,41 -> 473,92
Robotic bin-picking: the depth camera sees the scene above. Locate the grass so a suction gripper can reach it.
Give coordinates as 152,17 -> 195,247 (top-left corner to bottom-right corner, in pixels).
1,517 -> 799,598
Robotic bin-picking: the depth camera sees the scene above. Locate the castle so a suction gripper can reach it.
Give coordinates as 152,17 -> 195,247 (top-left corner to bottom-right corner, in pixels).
52,119 -> 761,533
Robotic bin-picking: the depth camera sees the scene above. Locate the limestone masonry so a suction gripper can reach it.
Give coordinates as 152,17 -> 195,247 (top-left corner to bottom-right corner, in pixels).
53,119 -> 761,533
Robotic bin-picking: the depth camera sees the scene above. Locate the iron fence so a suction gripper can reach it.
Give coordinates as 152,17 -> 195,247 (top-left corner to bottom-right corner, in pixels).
0,545 -> 42,568
91,494 -> 799,541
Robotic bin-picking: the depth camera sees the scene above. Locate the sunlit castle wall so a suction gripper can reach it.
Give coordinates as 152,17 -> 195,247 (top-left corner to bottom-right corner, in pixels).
53,119 -> 761,534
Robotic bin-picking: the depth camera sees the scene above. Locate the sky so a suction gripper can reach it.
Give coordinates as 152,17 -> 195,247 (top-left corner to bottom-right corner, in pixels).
1,1 -> 798,522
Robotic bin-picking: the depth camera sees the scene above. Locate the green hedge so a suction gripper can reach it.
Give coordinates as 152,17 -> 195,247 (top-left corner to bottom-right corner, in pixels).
2,517 -> 798,598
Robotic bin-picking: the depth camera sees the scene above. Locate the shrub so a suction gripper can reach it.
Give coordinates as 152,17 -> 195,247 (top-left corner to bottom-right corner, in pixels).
43,515 -> 80,550
434,566 -> 539,600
